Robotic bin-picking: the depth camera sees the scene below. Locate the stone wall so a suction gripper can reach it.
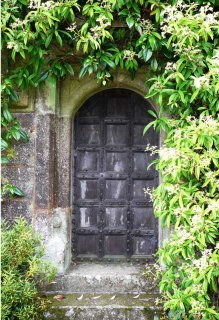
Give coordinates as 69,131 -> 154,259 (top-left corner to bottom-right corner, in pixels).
2,68 -> 169,274
2,113 -> 35,223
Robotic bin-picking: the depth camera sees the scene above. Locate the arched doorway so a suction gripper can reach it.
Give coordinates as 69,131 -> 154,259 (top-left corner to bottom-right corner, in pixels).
72,89 -> 159,262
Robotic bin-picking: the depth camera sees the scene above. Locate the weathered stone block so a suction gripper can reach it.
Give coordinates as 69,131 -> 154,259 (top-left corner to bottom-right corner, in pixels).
34,207 -> 72,274
2,166 -> 34,201
35,77 -> 57,114
35,114 -> 55,209
10,201 -> 32,222
11,139 -> 35,166
1,200 -> 32,223
1,201 -> 11,221
10,89 -> 35,112
14,113 -> 35,129
56,116 -> 71,208
10,114 -> 35,166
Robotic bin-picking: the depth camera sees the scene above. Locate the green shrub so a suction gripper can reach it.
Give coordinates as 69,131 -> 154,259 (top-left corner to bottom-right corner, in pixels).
1,218 -> 56,320
147,116 -> 219,319
143,3 -> 219,318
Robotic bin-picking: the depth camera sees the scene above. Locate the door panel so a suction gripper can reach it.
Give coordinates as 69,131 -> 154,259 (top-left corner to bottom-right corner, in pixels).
73,89 -> 159,262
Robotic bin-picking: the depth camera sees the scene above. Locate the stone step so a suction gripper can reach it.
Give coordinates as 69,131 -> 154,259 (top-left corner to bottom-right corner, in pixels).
45,293 -> 163,320
46,263 -> 159,295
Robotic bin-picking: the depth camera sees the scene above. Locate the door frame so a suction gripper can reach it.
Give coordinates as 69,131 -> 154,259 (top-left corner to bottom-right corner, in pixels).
34,69 -> 169,274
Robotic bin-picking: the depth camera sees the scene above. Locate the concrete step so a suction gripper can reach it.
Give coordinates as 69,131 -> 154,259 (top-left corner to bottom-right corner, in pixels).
46,263 -> 159,295
45,293 -> 163,320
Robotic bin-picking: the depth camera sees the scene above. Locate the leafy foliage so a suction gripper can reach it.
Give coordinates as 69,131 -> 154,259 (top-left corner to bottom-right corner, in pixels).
143,3 -> 219,319
1,1 -> 219,319
146,2 -> 219,117
148,117 -> 219,319
1,218 -> 56,320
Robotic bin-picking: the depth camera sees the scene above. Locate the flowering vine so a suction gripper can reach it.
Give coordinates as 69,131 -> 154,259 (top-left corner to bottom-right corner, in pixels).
148,117 -> 219,319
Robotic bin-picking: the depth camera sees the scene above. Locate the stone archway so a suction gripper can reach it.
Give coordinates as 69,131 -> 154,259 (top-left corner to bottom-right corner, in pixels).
34,69 -> 168,274
60,68 -> 160,117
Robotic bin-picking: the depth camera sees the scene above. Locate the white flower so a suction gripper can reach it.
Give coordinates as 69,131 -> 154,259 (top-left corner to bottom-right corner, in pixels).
10,18 -> 24,29
143,187 -> 154,202
200,115 -> 219,129
208,200 -> 219,212
199,157 -> 211,167
41,1 -> 57,9
193,75 -> 209,89
193,78 -> 201,89
193,256 -> 208,270
200,4 -> 214,14
29,0 -> 38,9
96,15 -> 109,24
173,208 -> 183,217
7,41 -> 19,51
191,214 -> 203,226
205,171 -> 215,179
140,19 -> 155,35
165,62 -> 177,72
205,13 -> 218,24
175,227 -> 193,244
192,206 -> 203,215
123,50 -> 136,60
193,249 -> 213,271
159,147 -> 179,161
100,0 -> 112,9
191,299 -> 204,314
203,249 -> 212,256
145,144 -> 158,155
66,22 -> 77,32
212,50 -> 219,62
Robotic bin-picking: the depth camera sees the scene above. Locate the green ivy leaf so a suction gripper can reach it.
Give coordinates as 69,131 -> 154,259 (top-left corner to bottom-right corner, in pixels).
126,16 -> 134,28
10,90 -> 19,102
3,108 -> 12,123
1,139 -> 9,151
1,156 -> 9,164
79,66 -> 87,78
101,56 -> 116,69
55,31 -> 62,46
19,0 -> 28,4
64,63 -> 74,76
144,49 -> 153,62
11,129 -> 21,141
148,110 -> 157,118
143,121 -> 154,135
190,89 -> 200,102
151,58 -> 158,71
45,33 -> 53,48
20,130 -> 29,142
12,187 -> 25,197
37,71 -> 49,83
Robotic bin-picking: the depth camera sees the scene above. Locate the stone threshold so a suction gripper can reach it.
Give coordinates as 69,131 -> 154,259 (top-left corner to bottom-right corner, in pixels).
46,262 -> 159,295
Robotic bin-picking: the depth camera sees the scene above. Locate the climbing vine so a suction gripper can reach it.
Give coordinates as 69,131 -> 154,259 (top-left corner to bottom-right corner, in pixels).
1,0 -> 219,319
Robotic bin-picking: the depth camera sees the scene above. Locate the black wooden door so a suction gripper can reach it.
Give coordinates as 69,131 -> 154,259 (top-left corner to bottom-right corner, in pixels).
72,89 -> 159,262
